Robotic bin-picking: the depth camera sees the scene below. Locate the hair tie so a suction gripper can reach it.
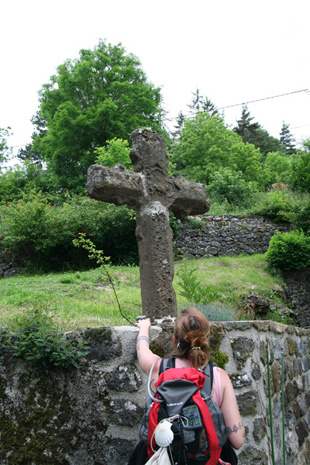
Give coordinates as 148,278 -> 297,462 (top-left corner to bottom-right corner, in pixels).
190,346 -> 201,351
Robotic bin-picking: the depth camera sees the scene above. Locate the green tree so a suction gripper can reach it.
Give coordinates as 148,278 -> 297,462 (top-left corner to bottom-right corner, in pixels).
0,127 -> 12,167
234,106 -> 280,156
95,138 -> 131,169
279,122 -> 296,155
171,112 -> 264,186
188,89 -> 218,117
32,40 -> 164,191
291,148 -> 310,192
263,151 -> 293,185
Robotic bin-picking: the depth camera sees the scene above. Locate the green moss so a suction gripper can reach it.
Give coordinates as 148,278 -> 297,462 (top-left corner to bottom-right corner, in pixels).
209,325 -> 229,368
211,349 -> 229,368
83,326 -> 113,344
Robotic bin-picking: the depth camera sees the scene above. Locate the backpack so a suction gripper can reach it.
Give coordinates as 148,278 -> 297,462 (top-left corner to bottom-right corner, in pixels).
139,357 -> 228,465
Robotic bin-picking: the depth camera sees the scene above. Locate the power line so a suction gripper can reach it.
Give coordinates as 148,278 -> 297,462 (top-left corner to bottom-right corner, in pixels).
6,88 -> 310,148
217,89 -> 309,110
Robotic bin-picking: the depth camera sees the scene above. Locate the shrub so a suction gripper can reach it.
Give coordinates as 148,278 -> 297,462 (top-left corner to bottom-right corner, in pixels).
265,230 -> 310,270
2,194 -> 138,271
1,310 -> 88,368
252,189 -> 294,223
291,150 -> 310,192
193,303 -> 236,321
208,168 -> 257,206
287,197 -> 310,235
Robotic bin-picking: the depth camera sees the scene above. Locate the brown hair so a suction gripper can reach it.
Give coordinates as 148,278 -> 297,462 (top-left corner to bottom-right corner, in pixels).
171,307 -> 210,368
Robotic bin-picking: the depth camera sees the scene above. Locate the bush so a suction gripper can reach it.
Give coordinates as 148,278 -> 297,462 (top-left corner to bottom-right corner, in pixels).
291,150 -> 310,192
2,194 -> 138,271
265,230 -> 310,270
1,310 -> 88,368
208,168 -> 257,206
252,189 -> 294,223
289,198 -> 310,235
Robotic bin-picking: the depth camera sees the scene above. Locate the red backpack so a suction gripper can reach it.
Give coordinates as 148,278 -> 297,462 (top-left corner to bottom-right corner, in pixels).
140,357 -> 228,465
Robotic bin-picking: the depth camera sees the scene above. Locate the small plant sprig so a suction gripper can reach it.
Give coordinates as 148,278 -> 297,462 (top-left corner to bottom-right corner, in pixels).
177,264 -> 220,305
73,233 -> 135,326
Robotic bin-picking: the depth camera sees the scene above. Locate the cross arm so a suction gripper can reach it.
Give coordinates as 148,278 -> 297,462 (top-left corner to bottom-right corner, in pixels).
86,164 -> 142,207
169,176 -> 210,220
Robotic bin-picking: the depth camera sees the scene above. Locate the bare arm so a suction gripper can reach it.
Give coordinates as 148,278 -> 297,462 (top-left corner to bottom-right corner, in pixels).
219,369 -> 245,449
136,319 -> 161,382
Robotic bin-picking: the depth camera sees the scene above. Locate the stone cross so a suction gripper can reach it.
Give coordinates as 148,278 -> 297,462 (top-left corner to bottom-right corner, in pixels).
87,128 -> 209,318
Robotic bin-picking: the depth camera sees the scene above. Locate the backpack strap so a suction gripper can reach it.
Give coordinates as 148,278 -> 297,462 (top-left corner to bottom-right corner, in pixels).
159,357 -> 217,396
159,356 -> 175,375
202,360 -> 216,395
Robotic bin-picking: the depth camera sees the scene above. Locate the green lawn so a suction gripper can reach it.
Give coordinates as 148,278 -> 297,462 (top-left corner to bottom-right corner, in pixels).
0,254 -> 285,331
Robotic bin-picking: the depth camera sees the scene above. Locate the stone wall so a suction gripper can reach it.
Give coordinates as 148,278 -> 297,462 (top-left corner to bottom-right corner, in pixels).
0,321 -> 309,465
175,215 -> 291,258
280,269 -> 310,328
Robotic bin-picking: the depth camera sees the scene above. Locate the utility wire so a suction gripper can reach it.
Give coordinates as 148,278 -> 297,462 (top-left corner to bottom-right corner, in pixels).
217,89 -> 309,110
6,89 -> 310,148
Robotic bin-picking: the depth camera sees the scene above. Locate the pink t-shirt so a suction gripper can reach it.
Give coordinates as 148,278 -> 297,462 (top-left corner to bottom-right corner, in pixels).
174,358 -> 222,406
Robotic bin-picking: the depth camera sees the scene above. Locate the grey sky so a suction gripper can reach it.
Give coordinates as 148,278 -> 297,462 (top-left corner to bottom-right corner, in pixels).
1,0 -> 309,159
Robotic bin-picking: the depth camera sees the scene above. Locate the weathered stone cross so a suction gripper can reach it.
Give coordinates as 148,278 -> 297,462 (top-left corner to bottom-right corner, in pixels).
87,129 -> 209,318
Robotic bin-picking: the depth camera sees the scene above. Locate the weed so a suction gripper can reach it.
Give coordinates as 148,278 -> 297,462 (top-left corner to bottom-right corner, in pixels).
176,265 -> 220,305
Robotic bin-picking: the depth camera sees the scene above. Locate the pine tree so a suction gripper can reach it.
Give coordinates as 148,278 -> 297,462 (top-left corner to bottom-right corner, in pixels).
279,122 -> 296,155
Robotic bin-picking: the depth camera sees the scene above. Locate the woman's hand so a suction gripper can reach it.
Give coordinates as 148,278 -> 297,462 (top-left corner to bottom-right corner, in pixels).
135,318 -> 151,331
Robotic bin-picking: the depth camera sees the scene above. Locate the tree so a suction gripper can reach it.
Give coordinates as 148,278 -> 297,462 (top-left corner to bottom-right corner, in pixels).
263,151 -> 292,185
95,138 -> 131,169
0,127 -> 12,167
188,89 -> 218,117
171,112 -> 264,186
32,40 -> 164,190
279,122 -> 296,155
234,106 -> 280,156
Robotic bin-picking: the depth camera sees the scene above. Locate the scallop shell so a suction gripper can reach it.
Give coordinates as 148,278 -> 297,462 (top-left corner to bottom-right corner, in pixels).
154,420 -> 174,447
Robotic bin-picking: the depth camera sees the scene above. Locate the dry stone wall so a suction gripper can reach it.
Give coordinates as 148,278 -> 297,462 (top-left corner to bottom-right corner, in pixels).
175,215 -> 291,258
0,321 -> 309,465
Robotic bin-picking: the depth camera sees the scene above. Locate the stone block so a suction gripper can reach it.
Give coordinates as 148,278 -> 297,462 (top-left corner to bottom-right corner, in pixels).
107,365 -> 142,392
231,336 -> 254,369
237,391 -> 258,416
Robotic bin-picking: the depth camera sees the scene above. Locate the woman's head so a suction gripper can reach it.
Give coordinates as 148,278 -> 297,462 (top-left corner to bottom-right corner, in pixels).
172,307 -> 210,368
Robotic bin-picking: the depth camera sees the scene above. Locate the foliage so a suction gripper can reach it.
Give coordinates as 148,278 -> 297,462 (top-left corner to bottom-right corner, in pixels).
171,112 -> 264,186
73,233 -> 135,325
234,106 -> 280,156
252,189 -> 294,223
279,122 -> 296,155
265,308 -> 294,325
265,230 -> 310,270
187,89 -> 218,118
0,162 -> 56,204
263,151 -> 293,185
2,194 -> 138,271
1,310 -> 88,368
208,167 -> 257,206
177,265 -> 220,305
95,138 -> 131,169
287,197 -> 310,235
31,39 -> 164,190
193,303 -> 236,321
0,127 -> 12,166
291,150 -> 310,192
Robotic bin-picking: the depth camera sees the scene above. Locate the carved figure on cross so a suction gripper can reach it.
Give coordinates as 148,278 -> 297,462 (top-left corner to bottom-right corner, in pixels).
87,128 -> 209,318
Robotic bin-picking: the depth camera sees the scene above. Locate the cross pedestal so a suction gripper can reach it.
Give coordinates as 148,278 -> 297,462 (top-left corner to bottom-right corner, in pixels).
87,129 -> 209,318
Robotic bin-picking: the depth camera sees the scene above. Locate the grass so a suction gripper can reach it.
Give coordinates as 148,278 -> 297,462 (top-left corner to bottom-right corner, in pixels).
0,254 -> 286,331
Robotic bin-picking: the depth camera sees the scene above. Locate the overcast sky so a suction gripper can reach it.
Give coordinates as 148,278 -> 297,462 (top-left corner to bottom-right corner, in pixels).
1,0 -> 309,161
